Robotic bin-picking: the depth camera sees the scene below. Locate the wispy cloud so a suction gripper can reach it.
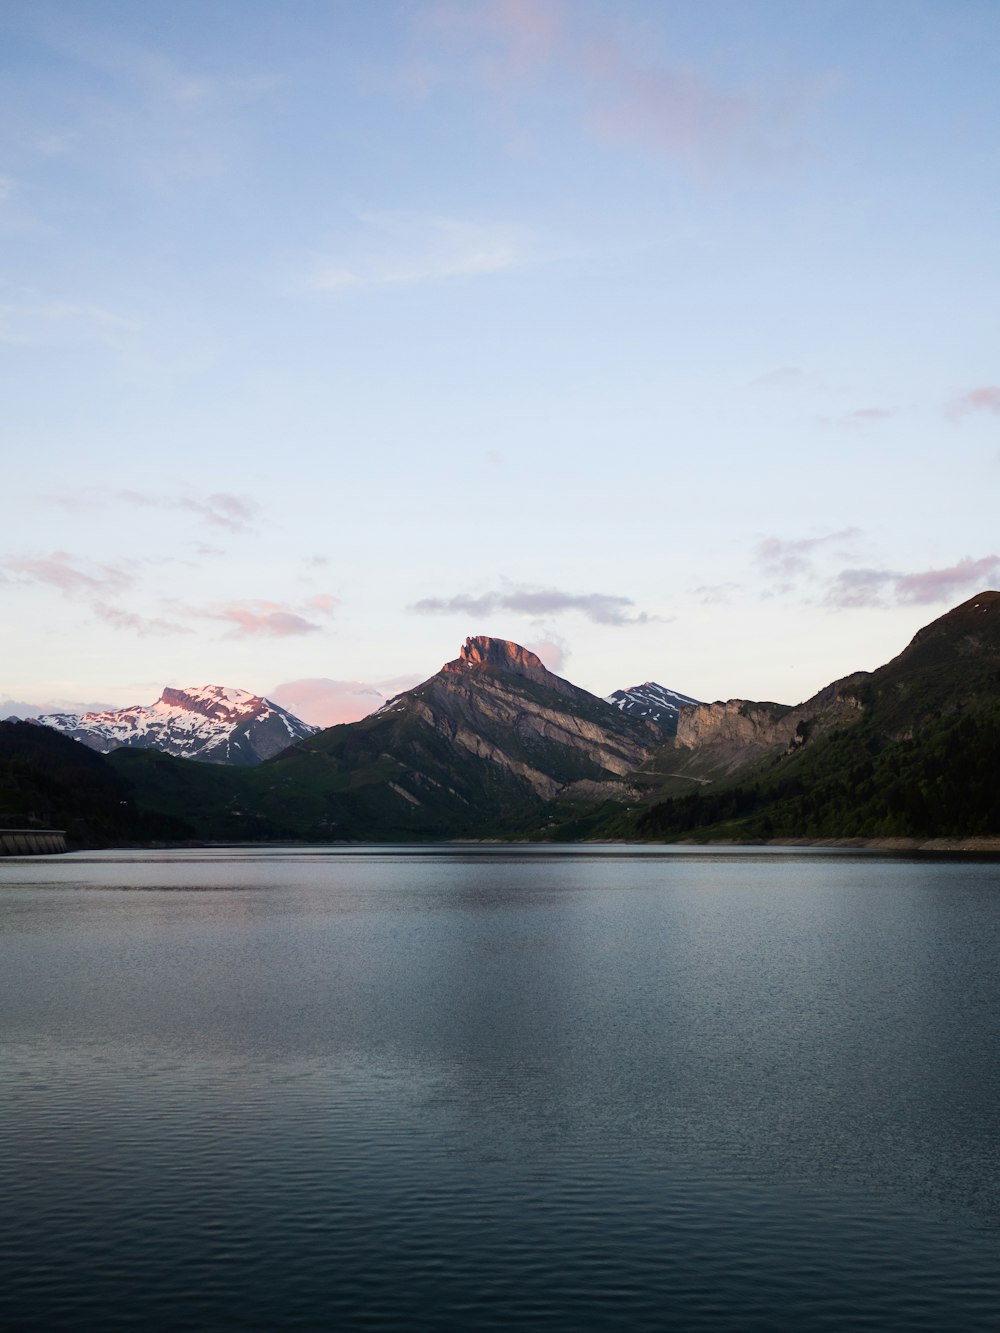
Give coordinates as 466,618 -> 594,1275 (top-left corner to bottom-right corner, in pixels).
1,550 -> 133,596
946,386 -> 1000,422
823,567 -> 898,609
0,549 -> 198,635
749,366 -> 808,390
50,489 -> 261,534
755,529 -> 861,579
820,407 -> 894,429
181,590 -> 338,638
91,601 -> 191,635
410,584 -> 654,625
309,211 -> 531,290
120,489 -> 259,533
826,555 -> 1000,608
695,581 -> 745,604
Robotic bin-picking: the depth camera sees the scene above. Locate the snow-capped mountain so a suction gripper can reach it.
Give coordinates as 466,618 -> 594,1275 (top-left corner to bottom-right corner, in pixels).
35,685 -> 317,766
604,681 -> 701,735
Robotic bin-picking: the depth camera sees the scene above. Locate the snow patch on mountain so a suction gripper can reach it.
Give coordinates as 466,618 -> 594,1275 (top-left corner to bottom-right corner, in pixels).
604,681 -> 701,735
35,684 -> 317,766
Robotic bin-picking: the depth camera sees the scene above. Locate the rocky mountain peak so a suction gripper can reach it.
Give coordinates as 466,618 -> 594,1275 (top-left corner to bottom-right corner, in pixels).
35,684 -> 316,765
444,636 -> 546,678
158,684 -> 265,723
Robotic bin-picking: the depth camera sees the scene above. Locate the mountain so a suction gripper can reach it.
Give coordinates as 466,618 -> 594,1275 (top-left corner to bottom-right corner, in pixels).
604,681 -> 700,735
0,721 -> 192,847
628,591 -> 1000,841
34,597 -> 1000,847
35,685 -> 316,766
110,636 -> 664,841
272,634 -> 663,836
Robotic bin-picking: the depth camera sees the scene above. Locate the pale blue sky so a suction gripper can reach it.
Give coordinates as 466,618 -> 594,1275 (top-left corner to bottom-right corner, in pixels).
3,0 -> 999,723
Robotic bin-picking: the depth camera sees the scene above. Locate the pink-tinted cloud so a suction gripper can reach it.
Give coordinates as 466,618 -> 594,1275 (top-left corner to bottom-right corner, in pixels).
268,678 -> 387,727
2,550 -> 132,596
416,0 -> 820,169
826,555 -> 1000,608
411,585 -> 652,625
524,630 -> 568,673
269,673 -> 425,727
895,555 -> 1000,604
205,601 -> 322,637
755,529 -> 861,578
170,591 -> 338,638
947,386 -> 1000,421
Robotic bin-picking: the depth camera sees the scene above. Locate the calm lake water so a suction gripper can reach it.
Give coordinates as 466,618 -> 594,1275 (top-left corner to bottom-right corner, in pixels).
2,844 -> 999,1330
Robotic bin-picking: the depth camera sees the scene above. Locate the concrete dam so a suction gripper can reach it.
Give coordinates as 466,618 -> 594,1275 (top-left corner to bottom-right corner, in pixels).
0,829 -> 68,856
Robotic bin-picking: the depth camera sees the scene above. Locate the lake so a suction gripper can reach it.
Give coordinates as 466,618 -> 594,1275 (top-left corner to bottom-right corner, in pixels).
2,844 -> 999,1330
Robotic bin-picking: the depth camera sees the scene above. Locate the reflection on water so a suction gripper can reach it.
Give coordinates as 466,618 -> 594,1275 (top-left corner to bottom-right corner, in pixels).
2,845 -> 999,1330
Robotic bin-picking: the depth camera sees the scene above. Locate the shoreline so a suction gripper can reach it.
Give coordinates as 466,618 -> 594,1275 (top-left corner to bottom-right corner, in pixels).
18,835 -> 1000,857
678,835 -> 1000,854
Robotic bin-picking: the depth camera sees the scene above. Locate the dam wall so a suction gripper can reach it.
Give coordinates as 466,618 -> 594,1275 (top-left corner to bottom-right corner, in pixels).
0,829 -> 68,856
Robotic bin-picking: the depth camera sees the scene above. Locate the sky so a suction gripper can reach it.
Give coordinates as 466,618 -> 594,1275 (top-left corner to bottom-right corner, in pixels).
2,0 -> 999,725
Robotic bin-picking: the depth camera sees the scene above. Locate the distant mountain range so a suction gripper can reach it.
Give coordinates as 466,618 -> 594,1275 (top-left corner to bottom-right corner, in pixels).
13,667 -> 696,766
3,594 -> 999,846
31,685 -> 317,766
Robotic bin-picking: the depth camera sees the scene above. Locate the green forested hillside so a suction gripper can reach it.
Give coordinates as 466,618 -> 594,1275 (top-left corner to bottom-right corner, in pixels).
632,704 -> 1000,840
630,593 -> 1000,841
0,721 -> 192,847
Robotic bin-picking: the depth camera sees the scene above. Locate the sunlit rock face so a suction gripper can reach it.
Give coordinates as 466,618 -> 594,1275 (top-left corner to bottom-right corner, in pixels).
675,700 -> 797,752
441,636 -> 575,696
35,685 -> 317,766
444,635 -> 545,675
